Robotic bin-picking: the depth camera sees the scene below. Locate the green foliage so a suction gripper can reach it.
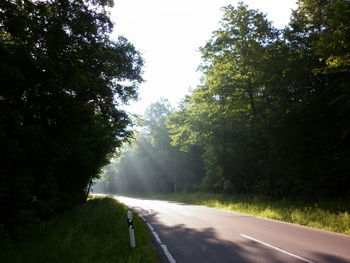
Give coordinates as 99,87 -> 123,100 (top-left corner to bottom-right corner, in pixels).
290,0 -> 350,73
98,1 -> 350,202
168,3 -> 281,194
0,0 -> 142,235
167,1 -> 350,199
0,197 -> 158,263
94,99 -> 205,194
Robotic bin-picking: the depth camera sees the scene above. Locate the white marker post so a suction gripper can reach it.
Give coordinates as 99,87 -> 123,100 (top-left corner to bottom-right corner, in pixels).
127,211 -> 136,248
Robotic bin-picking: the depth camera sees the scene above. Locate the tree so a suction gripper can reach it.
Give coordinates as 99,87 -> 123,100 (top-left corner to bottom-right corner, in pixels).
0,0 -> 142,234
169,1 -> 350,199
276,0 -> 350,198
168,3 -> 282,193
288,0 -> 350,73
98,99 -> 205,194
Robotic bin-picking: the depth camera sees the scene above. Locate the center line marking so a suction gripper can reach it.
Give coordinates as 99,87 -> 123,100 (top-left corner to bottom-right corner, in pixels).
240,234 -> 315,263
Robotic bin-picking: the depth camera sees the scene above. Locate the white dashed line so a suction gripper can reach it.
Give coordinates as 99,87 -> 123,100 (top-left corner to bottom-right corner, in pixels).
240,234 -> 315,263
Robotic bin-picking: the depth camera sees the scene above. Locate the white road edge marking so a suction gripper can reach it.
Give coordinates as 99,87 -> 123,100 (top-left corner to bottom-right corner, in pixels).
240,234 -> 315,263
146,221 -> 176,263
111,196 -> 176,263
161,244 -> 177,263
146,222 -> 154,231
152,230 -> 162,244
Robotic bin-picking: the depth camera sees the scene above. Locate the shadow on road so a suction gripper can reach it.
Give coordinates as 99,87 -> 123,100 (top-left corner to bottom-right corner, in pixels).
144,212 -> 304,263
126,198 -> 350,263
308,252 -> 350,263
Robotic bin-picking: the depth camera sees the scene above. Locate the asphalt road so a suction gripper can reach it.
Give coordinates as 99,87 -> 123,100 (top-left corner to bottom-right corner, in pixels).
115,196 -> 350,263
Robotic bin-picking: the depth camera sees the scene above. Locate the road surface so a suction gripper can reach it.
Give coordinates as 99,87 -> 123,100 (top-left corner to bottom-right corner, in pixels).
115,196 -> 350,263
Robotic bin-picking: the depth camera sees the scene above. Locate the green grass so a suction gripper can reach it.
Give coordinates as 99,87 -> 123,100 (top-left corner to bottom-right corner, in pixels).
0,196 -> 159,263
139,192 -> 350,235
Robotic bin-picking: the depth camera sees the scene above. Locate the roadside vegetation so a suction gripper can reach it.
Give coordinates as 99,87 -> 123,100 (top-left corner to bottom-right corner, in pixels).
1,0 -> 142,236
132,193 -> 350,236
95,0 -> 350,207
2,0 -> 349,248
94,0 -> 350,238
0,197 -> 158,263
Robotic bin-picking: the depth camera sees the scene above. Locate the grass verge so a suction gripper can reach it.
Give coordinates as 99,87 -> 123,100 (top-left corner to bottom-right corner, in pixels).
0,196 -> 158,263
140,192 -> 350,235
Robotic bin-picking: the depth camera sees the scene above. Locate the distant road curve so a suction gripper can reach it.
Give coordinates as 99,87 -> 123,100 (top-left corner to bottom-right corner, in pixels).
112,196 -> 350,263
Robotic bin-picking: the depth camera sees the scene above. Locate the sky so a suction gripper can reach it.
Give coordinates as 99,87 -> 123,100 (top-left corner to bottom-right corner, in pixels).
111,0 -> 297,115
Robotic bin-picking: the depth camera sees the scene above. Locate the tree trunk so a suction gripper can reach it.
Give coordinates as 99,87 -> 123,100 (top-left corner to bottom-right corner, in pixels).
85,178 -> 93,199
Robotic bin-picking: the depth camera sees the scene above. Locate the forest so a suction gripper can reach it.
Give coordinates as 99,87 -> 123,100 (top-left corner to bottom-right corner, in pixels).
1,0 -> 349,238
96,0 -> 350,200
0,0 -> 142,235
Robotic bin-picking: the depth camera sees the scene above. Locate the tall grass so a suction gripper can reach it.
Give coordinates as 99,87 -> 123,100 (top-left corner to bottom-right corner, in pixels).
0,197 -> 158,263
145,192 -> 350,235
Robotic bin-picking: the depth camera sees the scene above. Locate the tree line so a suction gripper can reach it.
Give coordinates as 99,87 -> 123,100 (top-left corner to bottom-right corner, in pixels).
94,98 -> 205,194
0,0 -> 142,236
98,0 -> 350,200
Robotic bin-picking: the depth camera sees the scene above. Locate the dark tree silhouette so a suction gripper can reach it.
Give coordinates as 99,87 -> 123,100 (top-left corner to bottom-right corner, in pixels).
0,0 -> 142,235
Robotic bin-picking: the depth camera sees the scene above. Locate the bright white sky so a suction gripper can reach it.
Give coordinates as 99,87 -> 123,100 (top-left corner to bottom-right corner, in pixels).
111,0 -> 297,115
